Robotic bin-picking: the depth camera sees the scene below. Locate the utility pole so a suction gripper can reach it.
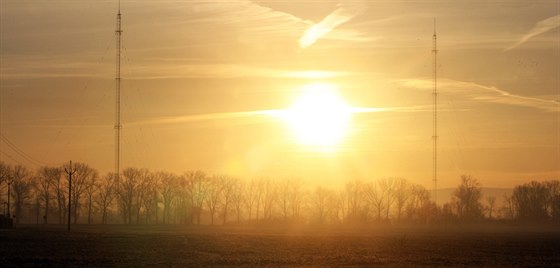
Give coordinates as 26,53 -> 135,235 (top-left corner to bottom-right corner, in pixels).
7,177 -> 12,218
64,161 -> 77,232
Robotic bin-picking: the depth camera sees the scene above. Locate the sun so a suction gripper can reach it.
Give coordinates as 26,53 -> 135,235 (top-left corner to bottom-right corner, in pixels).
282,83 -> 352,148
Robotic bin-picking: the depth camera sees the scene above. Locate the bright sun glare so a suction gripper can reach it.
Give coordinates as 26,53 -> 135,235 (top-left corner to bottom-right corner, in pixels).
282,83 -> 352,148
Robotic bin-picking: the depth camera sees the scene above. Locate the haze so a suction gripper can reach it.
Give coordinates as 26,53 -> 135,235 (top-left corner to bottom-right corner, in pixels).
1,0 -> 559,189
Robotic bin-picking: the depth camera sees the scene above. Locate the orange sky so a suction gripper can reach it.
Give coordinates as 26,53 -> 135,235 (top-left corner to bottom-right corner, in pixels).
0,0 -> 559,188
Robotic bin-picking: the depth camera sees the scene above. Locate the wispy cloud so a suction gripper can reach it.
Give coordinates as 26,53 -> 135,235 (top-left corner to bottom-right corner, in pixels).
471,84 -> 560,112
398,78 -> 560,113
299,1 -> 366,49
126,62 -> 356,80
177,0 -> 309,40
505,14 -> 560,51
127,110 -> 281,127
128,106 -> 403,128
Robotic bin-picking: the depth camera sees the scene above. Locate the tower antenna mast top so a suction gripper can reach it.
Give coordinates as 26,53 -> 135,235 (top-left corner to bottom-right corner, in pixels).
115,1 -> 122,179
432,18 -> 438,205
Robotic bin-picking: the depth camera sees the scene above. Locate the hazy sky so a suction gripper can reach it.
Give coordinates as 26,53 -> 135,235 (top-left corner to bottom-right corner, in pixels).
1,0 -> 559,188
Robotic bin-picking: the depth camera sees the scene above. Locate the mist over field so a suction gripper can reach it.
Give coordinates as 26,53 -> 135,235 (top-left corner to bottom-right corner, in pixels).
2,224 -> 560,267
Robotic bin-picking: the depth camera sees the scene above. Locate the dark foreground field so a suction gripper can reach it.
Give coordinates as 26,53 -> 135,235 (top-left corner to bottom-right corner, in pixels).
1,224 -> 559,267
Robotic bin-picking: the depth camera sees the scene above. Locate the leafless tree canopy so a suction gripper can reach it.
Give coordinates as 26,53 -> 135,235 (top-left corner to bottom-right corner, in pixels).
0,161 -> 558,225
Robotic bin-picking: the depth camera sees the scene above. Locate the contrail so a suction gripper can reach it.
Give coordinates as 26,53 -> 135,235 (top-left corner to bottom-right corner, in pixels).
127,110 -> 281,127
505,14 -> 560,51
299,1 -> 365,49
127,106 -> 399,127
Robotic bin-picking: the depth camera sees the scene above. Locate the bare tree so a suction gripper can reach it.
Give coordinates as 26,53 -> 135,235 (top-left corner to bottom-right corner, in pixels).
220,175 -> 236,224
84,175 -> 97,224
277,178 -> 304,222
261,179 -> 277,220
0,161 -> 9,184
289,180 -> 305,221
379,178 -> 396,220
205,175 -> 224,225
53,167 -> 68,224
119,167 -> 141,224
132,169 -> 151,224
141,173 -> 159,224
405,184 -> 432,222
344,180 -> 364,222
500,193 -> 515,220
277,179 -> 292,221
364,181 -> 386,221
485,196 -> 496,219
173,177 -> 189,224
11,165 -> 33,224
70,163 -> 98,224
0,162 -> 11,216
545,180 -> 560,222
244,178 -> 259,223
36,166 -> 61,224
32,189 -> 41,224
157,171 -> 179,224
184,170 -> 208,225
311,187 -> 332,224
453,175 -> 484,221
512,181 -> 548,221
326,189 -> 341,224
254,179 -> 265,222
95,173 -> 117,224
392,178 -> 411,221
230,178 -> 245,223
335,190 -> 347,223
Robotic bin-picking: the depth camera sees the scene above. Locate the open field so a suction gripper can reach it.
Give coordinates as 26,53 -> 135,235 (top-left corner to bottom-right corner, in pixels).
1,224 -> 559,267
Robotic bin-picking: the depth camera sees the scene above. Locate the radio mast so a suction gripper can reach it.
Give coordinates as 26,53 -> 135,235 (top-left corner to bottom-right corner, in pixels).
432,19 -> 438,205
115,1 -> 122,180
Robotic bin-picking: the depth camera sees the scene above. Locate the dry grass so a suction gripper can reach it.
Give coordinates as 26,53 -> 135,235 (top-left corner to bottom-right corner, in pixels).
1,224 -> 559,267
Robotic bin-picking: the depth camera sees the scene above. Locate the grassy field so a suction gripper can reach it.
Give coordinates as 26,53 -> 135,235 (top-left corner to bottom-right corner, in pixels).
1,224 -> 559,267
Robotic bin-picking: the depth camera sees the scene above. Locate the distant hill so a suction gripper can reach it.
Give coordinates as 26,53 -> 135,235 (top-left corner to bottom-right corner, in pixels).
435,188 -> 513,207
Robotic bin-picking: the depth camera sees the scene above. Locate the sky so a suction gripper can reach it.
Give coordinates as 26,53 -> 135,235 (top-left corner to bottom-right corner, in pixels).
0,0 -> 559,189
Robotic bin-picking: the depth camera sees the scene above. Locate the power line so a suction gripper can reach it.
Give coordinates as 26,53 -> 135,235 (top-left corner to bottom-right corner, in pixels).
0,150 -> 20,164
0,134 -> 46,166
45,36 -> 115,161
121,46 -> 165,170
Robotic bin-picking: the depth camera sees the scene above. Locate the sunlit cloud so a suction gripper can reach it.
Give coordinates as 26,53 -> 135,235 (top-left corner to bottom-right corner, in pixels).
0,55 -> 112,79
127,110 -> 280,127
299,1 -> 366,48
127,63 -> 282,80
128,106 -> 398,128
279,70 -> 353,79
181,0 -> 309,39
128,63 -> 358,80
399,78 -> 560,113
505,14 -> 560,51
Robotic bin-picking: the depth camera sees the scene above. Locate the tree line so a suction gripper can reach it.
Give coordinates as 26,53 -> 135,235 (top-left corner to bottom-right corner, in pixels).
0,162 -> 558,225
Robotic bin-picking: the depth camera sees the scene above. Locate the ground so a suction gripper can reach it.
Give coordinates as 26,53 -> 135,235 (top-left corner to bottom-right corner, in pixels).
1,224 -> 559,267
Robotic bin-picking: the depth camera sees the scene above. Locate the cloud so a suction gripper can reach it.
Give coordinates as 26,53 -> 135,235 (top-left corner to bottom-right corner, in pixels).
0,59 -> 111,79
178,0 -> 310,39
126,104 -> 430,130
299,1 -> 366,49
505,14 -> 560,51
125,62 -> 358,80
471,84 -> 560,112
127,110 -> 281,127
398,78 -> 560,113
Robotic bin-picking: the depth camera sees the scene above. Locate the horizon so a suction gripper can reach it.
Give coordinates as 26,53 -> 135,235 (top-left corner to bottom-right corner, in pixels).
1,0 -> 559,189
